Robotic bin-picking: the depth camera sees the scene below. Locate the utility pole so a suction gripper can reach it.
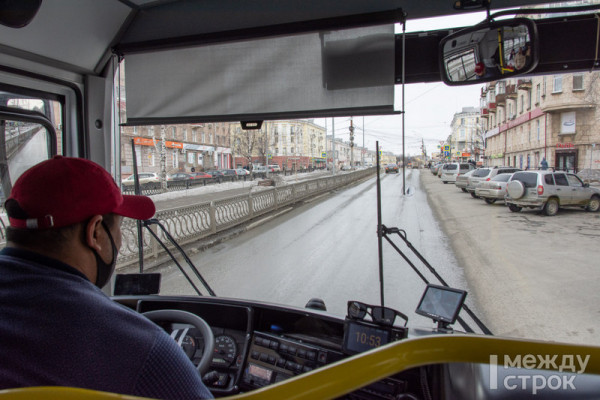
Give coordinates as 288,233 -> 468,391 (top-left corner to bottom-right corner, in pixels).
332,118 -> 336,175
159,125 -> 167,191
349,118 -> 355,168
362,116 -> 365,167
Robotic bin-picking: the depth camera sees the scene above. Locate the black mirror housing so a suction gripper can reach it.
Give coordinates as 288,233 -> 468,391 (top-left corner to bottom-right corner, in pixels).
439,18 -> 539,85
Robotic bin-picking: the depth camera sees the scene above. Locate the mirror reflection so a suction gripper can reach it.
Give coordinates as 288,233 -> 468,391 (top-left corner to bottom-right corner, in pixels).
441,20 -> 535,84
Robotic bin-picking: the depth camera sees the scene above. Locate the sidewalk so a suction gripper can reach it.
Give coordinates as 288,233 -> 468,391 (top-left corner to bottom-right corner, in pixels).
419,169 -> 600,346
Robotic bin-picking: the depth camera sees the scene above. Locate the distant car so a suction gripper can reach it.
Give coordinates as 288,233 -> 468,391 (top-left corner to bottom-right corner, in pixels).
121,172 -> 160,186
167,172 -> 193,181
466,167 -> 521,198
455,169 -> 476,192
268,164 -> 281,172
235,168 -> 250,176
475,173 -> 514,204
252,166 -> 268,173
505,170 -> 600,216
385,164 -> 399,173
190,172 -> 212,179
431,163 -> 443,175
440,162 -> 474,184
221,169 -> 239,177
206,170 -> 224,177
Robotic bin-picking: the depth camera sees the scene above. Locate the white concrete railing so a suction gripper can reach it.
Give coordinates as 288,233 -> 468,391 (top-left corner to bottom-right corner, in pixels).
117,168 -> 376,268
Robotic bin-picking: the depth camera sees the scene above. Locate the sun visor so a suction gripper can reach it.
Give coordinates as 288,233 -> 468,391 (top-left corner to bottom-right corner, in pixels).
124,24 -> 395,125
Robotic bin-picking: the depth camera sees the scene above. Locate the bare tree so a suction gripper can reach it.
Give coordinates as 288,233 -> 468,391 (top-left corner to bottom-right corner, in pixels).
233,128 -> 266,172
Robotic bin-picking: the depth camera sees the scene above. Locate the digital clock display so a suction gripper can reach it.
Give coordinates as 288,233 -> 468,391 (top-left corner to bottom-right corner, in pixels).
343,321 -> 390,354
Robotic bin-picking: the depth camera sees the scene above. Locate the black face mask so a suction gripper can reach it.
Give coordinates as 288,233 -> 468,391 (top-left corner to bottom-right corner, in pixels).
93,221 -> 118,289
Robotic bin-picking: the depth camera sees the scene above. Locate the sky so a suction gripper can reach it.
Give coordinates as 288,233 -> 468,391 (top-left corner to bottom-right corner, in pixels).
315,11 -> 491,158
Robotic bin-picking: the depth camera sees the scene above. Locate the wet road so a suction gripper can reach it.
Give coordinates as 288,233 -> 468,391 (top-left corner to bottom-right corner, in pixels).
158,169 -> 475,329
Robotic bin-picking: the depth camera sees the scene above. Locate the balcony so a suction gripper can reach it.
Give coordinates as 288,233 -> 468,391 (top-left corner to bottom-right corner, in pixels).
517,79 -> 532,90
506,84 -> 517,99
495,93 -> 506,105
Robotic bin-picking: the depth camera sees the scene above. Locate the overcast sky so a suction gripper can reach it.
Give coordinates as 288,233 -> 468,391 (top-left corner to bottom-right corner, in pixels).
316,10 -> 490,158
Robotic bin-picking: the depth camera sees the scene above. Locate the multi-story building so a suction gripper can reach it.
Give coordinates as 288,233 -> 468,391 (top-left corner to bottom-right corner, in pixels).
449,107 -> 483,162
120,123 -> 233,176
232,120 -> 327,170
482,72 -> 600,173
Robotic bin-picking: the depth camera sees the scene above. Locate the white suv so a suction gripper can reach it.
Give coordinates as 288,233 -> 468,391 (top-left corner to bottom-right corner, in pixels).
440,162 -> 475,184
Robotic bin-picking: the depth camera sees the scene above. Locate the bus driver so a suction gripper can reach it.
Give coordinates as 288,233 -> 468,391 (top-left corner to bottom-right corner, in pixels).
0,156 -> 213,400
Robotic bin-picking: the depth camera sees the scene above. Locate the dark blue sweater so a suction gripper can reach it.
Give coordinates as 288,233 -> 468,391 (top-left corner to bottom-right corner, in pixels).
0,247 -> 213,399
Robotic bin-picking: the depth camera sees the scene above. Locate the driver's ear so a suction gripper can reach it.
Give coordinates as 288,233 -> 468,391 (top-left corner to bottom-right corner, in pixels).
84,215 -> 104,251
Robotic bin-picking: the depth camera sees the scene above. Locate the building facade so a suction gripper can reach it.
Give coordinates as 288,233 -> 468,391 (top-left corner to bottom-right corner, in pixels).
448,107 -> 483,163
121,123 -> 233,176
482,72 -> 600,174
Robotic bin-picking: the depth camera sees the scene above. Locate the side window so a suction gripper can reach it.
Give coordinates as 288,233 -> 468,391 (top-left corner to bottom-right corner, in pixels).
554,173 -> 569,186
544,174 -> 555,185
567,174 -> 583,187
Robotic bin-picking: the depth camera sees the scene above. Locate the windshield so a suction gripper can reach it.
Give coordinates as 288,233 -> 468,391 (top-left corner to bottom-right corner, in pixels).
2,3 -> 599,352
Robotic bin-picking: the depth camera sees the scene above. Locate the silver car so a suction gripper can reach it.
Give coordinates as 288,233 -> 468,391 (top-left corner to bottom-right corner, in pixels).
455,169 -> 475,192
466,167 -> 521,198
440,162 -> 474,184
505,170 -> 600,216
475,173 -> 513,204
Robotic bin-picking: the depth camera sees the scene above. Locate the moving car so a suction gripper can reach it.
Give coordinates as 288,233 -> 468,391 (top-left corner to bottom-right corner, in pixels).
506,171 -> 600,216
385,163 -> 399,173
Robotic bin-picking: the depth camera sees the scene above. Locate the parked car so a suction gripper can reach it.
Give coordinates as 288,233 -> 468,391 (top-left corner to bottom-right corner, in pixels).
268,164 -> 281,172
385,163 -> 399,173
252,166 -> 268,173
121,172 -> 160,186
455,169 -> 476,192
505,170 -> 600,216
167,172 -> 193,181
466,167 -> 521,198
440,162 -> 474,184
235,168 -> 250,176
190,172 -> 212,179
206,170 -> 224,178
221,169 -> 238,177
475,173 -> 514,204
431,163 -> 443,175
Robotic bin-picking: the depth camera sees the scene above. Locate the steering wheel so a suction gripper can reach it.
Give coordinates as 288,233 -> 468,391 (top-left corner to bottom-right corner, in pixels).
143,309 -> 215,375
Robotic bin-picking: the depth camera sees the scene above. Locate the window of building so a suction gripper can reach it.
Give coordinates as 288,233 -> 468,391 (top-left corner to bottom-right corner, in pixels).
183,128 -> 187,141
171,126 -> 176,139
552,75 -> 562,93
542,76 -> 547,96
192,128 -> 197,142
520,95 -> 524,113
535,83 -> 541,104
527,90 -> 532,110
536,120 -> 540,142
209,133 -> 213,144
172,149 -> 178,168
150,152 -> 155,167
573,74 -> 584,91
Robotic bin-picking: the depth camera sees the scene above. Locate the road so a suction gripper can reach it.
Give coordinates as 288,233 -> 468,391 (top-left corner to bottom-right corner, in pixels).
156,169 -> 473,330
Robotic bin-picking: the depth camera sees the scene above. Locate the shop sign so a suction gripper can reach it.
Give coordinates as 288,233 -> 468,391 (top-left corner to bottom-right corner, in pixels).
491,153 -> 504,159
461,152 -> 471,157
134,137 -> 183,149
556,142 -> 574,149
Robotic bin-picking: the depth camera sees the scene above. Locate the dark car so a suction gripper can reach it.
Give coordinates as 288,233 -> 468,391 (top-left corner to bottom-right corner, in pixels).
385,164 -> 399,173
206,170 -> 224,177
221,169 -> 238,176
190,172 -> 212,179
167,172 -> 193,181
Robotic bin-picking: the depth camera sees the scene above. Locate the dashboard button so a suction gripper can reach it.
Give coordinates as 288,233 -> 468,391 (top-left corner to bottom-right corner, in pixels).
297,349 -> 306,359
288,346 -> 297,356
269,341 -> 279,351
280,344 -> 289,353
251,351 -> 259,359
318,351 -> 327,364
268,355 -> 276,364
307,351 -> 316,361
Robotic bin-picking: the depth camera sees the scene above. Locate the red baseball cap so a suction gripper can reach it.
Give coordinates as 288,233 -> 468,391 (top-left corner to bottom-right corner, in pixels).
474,62 -> 485,76
6,156 -> 155,229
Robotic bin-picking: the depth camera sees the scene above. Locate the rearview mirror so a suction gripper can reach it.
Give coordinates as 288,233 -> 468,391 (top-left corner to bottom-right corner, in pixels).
439,18 -> 538,85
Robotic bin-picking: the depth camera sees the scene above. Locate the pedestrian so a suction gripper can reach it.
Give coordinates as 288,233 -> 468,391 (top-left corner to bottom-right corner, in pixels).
0,156 -> 213,399
540,157 -> 548,170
